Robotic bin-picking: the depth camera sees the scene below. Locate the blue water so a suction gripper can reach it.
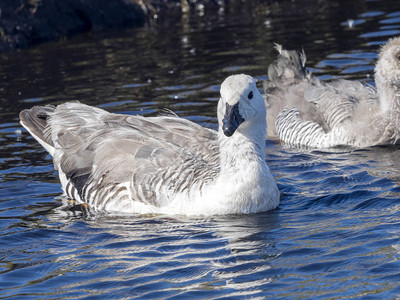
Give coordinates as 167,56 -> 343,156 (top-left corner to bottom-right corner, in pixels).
1,0 -> 400,298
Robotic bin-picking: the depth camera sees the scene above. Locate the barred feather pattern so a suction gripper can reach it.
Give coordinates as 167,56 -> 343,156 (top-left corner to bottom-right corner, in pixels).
21,102 -> 223,213
266,38 -> 400,148
52,105 -> 222,213
20,74 -> 280,215
276,107 -> 381,148
276,108 -> 329,148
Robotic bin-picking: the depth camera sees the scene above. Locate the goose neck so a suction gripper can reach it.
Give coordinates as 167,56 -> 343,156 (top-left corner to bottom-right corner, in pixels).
380,83 -> 400,114
218,132 -> 266,173
375,65 -> 400,113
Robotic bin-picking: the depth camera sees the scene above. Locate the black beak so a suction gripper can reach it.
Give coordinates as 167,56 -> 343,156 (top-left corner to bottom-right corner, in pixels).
222,102 -> 245,137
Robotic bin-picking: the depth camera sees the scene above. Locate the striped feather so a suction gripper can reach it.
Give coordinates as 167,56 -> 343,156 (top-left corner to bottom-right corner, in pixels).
265,38 -> 400,148
20,74 -> 280,215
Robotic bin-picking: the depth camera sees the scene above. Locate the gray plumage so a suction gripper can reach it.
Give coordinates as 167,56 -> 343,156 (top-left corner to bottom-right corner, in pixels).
20,74 -> 280,215
264,37 -> 400,148
20,102 -> 220,210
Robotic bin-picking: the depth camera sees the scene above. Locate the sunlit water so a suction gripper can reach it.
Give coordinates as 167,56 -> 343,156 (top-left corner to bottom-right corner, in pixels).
1,0 -> 400,298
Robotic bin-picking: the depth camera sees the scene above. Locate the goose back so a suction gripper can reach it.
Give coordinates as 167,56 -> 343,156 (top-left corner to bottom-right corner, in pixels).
21,102 -> 221,212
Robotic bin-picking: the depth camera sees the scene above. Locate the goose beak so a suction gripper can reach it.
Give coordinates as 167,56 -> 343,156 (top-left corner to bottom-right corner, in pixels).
222,102 -> 245,137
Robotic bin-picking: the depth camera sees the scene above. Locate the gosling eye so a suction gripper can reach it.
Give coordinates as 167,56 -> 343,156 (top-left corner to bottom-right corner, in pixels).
248,91 -> 253,100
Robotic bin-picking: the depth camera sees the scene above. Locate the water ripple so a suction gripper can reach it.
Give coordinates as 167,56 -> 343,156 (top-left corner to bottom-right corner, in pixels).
1,0 -> 400,298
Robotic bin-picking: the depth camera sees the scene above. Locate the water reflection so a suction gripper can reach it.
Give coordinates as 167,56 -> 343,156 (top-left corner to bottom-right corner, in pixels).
30,206 -> 281,297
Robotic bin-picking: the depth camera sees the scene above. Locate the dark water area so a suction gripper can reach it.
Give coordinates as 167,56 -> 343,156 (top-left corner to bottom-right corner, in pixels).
2,0 -> 400,298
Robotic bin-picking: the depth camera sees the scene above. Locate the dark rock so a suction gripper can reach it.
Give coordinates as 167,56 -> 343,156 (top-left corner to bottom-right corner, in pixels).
0,0 -> 150,51
0,0 -> 232,51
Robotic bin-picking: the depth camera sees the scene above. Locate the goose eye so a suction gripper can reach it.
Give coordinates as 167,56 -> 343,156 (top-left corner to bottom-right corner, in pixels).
248,91 -> 253,100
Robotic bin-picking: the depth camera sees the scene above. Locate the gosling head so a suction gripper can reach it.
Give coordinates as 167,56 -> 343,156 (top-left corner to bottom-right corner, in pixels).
218,74 -> 266,138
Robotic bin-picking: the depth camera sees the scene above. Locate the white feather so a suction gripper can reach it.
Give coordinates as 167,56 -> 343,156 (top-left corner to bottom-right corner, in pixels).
20,74 -> 280,216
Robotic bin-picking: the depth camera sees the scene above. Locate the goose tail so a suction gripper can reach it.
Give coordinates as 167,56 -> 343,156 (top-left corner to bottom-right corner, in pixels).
267,44 -> 310,85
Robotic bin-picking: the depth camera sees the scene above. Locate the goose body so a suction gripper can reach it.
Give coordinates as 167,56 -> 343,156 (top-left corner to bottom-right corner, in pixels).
264,37 -> 400,148
20,74 -> 279,216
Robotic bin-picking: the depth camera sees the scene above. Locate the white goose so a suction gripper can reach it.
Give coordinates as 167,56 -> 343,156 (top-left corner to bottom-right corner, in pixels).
20,74 -> 279,215
264,37 -> 400,148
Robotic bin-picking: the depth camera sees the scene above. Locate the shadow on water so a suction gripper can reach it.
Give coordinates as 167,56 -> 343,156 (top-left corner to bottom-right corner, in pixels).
1,0 -> 400,298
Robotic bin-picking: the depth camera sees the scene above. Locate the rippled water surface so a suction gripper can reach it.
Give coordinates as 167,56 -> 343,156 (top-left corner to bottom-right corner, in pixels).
2,0 -> 400,298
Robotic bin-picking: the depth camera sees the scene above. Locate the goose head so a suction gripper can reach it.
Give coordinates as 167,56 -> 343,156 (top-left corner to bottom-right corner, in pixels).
375,37 -> 400,111
218,74 -> 266,139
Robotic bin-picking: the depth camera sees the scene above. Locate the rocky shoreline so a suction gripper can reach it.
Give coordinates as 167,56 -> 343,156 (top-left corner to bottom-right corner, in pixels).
0,0 -> 220,52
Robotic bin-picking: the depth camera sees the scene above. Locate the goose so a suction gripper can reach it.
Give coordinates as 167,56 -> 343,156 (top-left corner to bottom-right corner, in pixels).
264,37 -> 400,148
19,74 -> 280,216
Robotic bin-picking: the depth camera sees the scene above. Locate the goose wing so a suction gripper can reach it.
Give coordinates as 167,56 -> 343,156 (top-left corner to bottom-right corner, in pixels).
20,102 -> 219,208
304,79 -> 378,129
275,80 -> 378,148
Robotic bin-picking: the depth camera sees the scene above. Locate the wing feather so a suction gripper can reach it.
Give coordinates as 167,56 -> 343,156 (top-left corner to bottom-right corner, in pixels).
304,79 -> 378,129
23,102 -> 220,207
